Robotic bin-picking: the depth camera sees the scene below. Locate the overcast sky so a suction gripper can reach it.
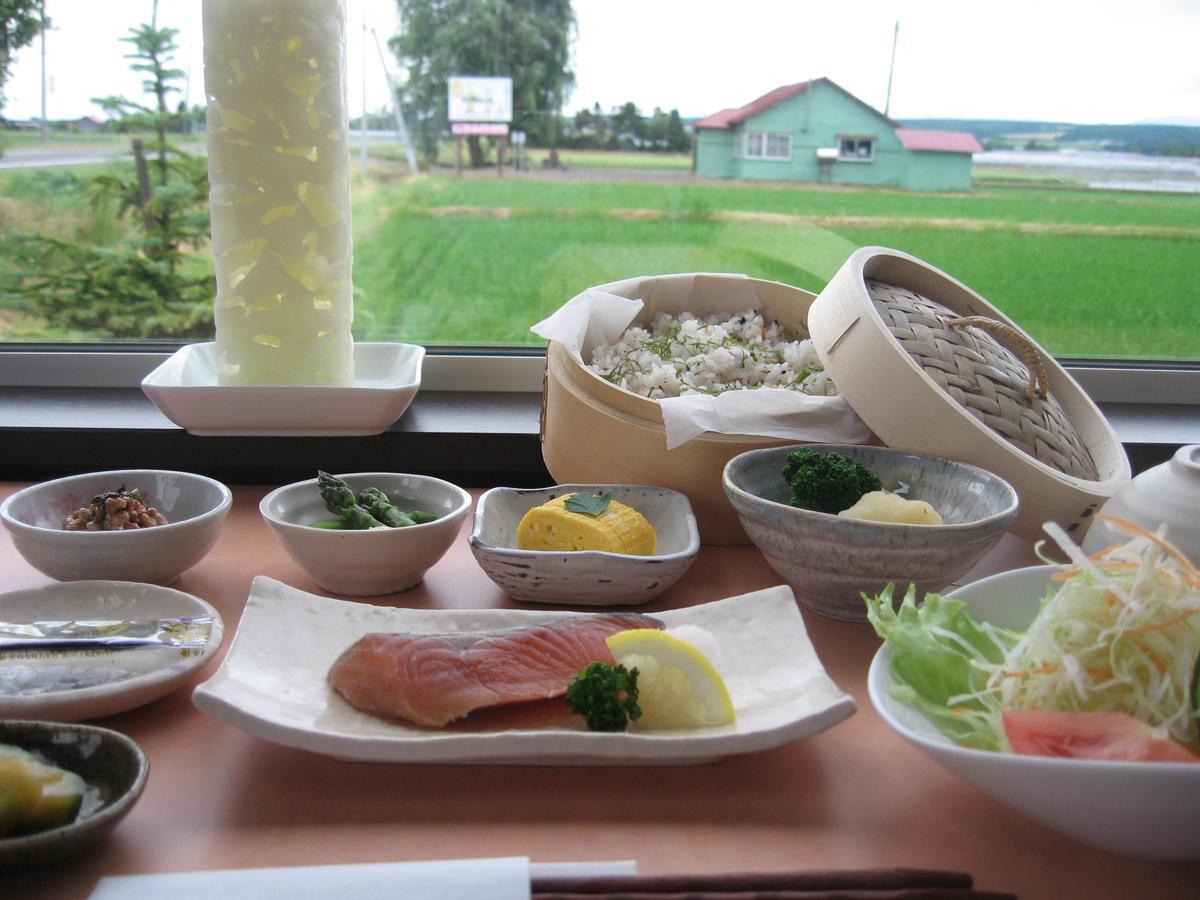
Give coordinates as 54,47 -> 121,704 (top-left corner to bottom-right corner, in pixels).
5,0 -> 1198,125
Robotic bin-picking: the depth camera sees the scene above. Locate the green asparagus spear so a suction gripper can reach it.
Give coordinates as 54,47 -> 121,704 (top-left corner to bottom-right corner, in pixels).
356,487 -> 416,528
317,471 -> 385,530
408,510 -> 439,524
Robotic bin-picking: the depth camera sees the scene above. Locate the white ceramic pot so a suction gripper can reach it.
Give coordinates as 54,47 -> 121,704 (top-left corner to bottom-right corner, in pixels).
1081,444 -> 1200,563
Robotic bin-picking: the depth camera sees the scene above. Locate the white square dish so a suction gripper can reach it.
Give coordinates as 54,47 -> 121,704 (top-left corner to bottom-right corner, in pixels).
469,484 -> 701,606
192,576 -> 856,764
141,342 -> 424,436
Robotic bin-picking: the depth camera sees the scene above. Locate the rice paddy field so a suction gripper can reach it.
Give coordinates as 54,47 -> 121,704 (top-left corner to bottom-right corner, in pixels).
351,167 -> 1200,359
2,149 -> 1198,360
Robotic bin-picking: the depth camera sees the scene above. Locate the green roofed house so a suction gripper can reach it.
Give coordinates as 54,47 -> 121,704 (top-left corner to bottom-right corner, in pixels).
693,78 -> 982,191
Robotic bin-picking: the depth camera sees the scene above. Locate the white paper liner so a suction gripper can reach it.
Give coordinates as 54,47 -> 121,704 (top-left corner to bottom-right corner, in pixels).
531,278 -> 873,450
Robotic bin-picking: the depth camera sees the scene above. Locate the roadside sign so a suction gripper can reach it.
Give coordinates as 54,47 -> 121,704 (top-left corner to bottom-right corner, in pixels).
451,122 -> 510,136
448,77 -> 513,123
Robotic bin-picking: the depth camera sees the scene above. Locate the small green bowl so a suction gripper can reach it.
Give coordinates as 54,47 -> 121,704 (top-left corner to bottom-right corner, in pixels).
0,720 -> 149,873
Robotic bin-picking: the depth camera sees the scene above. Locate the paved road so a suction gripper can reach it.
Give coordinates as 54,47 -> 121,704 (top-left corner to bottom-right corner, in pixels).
0,146 -> 127,170
0,143 -> 207,171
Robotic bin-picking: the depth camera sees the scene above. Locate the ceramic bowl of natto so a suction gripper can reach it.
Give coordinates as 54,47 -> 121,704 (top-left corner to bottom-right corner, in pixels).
469,484 -> 700,606
1,469 -> 232,584
723,445 -> 1018,621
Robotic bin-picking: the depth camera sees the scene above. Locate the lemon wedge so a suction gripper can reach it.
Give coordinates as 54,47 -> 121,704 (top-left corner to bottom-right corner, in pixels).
605,629 -> 735,730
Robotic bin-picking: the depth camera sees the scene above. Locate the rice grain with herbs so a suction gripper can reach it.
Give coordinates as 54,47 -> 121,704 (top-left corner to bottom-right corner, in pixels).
589,310 -> 836,399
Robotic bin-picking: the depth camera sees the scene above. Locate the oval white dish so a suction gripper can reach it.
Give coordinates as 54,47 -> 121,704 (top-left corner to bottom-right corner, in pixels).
0,580 -> 224,722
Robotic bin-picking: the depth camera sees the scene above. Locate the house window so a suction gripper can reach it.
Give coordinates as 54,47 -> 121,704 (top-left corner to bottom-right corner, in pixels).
838,136 -> 875,161
745,131 -> 792,160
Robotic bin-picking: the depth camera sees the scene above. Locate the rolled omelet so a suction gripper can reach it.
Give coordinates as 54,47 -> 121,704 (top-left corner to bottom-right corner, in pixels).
517,494 -> 656,555
838,490 -> 943,525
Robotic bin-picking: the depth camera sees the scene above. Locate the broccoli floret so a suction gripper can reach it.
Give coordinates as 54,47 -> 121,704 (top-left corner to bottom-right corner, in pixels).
782,447 -> 882,515
565,662 -> 642,732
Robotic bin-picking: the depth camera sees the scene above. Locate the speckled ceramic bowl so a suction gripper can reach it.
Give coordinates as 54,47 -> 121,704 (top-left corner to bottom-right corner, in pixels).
0,469 -> 232,584
469,484 -> 700,606
723,445 -> 1019,621
0,720 -> 149,873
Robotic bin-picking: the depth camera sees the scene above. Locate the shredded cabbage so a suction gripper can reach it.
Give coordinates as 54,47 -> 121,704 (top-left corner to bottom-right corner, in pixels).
867,515 -> 1200,753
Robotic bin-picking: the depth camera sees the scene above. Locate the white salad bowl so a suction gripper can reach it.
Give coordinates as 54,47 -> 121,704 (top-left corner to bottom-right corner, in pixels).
868,564 -> 1200,860
468,484 -> 700,606
0,469 -> 232,584
260,472 -> 472,596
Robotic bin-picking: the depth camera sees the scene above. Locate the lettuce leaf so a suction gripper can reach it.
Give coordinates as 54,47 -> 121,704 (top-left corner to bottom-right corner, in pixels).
866,585 -> 1019,750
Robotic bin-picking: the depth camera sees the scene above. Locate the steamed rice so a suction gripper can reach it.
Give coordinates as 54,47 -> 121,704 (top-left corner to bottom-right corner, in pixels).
588,310 -> 836,399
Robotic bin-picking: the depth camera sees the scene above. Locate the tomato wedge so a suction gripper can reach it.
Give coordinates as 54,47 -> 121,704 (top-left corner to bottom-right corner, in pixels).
1003,710 -> 1200,763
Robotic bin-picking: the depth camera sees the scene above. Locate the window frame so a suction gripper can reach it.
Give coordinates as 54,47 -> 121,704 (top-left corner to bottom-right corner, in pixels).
744,130 -> 792,161
0,345 -> 1197,406
837,135 -> 875,162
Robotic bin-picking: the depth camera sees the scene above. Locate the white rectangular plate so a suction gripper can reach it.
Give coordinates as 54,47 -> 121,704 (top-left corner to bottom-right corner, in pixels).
141,342 -> 423,436
192,577 -> 856,764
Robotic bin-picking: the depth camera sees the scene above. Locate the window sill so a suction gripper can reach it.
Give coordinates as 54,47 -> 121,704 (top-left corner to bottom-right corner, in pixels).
0,386 -> 1195,486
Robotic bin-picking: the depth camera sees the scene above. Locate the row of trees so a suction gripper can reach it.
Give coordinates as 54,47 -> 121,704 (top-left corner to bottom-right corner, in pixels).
566,102 -> 690,153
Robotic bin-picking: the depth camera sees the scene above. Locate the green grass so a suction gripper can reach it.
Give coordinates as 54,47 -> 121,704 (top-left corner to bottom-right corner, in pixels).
351,177 -> 1199,359
2,156 -> 1198,360
398,177 -> 1200,231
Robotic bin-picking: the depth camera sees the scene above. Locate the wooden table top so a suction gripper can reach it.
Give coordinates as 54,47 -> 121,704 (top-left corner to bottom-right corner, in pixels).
2,484 -> 1197,899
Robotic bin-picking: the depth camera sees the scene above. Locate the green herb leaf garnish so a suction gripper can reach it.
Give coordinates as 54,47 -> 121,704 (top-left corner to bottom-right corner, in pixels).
564,490 -> 613,518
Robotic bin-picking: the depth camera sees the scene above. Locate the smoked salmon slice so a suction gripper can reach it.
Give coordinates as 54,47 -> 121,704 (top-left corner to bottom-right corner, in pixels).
328,612 -> 663,727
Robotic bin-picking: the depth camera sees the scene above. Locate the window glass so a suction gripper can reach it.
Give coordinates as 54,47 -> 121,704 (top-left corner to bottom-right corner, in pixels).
838,137 -> 874,160
0,1 -> 1197,364
744,132 -> 765,158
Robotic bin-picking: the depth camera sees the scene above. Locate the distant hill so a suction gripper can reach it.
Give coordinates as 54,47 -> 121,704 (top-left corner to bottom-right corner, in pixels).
898,118 -> 1200,157
1058,123 -> 1200,156
898,119 -> 1069,139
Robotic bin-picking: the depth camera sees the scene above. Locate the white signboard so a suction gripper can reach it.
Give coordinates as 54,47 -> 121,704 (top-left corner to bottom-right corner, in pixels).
448,76 -> 513,123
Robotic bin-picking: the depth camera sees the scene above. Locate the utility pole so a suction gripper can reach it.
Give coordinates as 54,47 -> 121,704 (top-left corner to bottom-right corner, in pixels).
884,19 -> 899,117
39,0 -> 48,143
360,7 -> 369,175
371,27 -> 418,176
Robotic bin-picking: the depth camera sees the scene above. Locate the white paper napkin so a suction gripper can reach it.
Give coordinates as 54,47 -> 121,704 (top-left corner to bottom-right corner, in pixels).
90,856 -> 532,900
88,858 -> 639,900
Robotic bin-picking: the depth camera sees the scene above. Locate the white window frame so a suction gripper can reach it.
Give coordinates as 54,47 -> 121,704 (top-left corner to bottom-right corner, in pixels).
0,349 -> 1196,407
744,130 -> 792,161
837,135 -> 875,162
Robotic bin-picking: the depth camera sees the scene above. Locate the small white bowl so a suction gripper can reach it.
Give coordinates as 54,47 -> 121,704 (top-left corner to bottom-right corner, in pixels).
869,565 -> 1200,860
1,470 -> 232,584
260,472 -> 472,596
468,484 -> 701,606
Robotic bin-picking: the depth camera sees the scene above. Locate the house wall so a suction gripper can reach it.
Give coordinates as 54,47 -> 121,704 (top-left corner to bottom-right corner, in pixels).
694,129 -> 737,178
899,150 -> 974,191
696,81 -> 973,191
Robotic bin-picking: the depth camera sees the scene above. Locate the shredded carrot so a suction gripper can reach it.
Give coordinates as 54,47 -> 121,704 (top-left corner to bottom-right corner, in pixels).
1095,514 -> 1200,585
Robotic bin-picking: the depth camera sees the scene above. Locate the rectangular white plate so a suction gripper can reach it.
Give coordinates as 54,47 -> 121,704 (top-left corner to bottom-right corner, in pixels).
192,577 -> 856,764
141,342 -> 423,436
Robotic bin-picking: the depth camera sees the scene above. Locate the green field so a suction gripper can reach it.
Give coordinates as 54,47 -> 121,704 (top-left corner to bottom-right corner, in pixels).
2,156 -> 1198,360
351,173 -> 1200,358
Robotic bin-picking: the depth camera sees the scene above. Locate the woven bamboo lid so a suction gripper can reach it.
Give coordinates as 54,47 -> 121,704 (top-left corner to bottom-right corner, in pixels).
807,247 -> 1129,540
866,280 -> 1099,481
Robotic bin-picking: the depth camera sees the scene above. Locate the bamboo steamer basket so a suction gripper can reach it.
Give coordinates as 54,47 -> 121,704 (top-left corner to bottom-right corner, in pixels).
540,273 -> 845,546
806,247 -> 1129,540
